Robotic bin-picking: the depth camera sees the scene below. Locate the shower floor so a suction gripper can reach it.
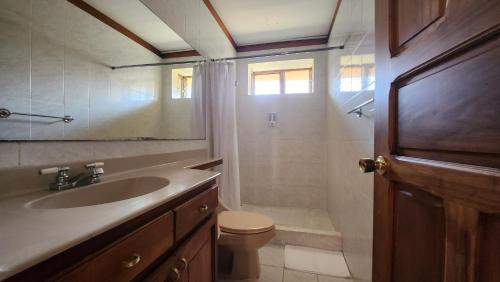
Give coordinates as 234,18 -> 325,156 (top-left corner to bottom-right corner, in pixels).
241,204 -> 342,251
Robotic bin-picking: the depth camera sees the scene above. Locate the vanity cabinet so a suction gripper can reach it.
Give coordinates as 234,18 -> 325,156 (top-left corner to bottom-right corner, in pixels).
145,214 -> 215,282
6,181 -> 218,282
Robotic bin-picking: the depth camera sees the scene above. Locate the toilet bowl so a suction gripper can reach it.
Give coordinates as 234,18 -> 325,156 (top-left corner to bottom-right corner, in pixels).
217,204 -> 275,280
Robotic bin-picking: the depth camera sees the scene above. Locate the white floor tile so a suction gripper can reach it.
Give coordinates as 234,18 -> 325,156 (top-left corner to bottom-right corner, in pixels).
259,244 -> 285,267
318,275 -> 354,282
284,245 -> 350,278
218,265 -> 283,282
283,269 -> 318,282
258,265 -> 284,282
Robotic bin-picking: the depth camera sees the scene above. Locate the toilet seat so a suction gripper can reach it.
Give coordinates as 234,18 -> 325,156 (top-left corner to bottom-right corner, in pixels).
218,211 -> 274,235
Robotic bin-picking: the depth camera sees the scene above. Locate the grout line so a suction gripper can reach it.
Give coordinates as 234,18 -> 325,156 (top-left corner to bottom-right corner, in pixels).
282,266 -> 285,282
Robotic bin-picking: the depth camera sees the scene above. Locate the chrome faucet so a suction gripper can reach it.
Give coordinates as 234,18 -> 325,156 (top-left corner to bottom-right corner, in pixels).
40,162 -> 105,191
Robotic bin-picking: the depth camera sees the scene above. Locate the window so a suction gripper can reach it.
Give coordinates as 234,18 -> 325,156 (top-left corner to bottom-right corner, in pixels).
172,68 -> 193,99
248,59 -> 314,95
339,54 -> 375,92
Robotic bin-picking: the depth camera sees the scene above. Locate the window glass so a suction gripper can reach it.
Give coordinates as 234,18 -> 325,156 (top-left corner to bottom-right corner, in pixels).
367,67 -> 375,90
172,68 -> 193,99
339,54 -> 375,92
254,73 -> 280,95
181,76 -> 192,98
285,69 -> 311,94
248,59 -> 314,95
340,67 -> 363,92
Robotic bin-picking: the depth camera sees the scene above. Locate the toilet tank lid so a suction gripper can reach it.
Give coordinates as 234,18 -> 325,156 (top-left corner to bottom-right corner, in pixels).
218,211 -> 274,234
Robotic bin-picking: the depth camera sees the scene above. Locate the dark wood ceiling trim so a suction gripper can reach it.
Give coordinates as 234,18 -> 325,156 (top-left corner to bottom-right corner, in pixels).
236,37 -> 329,53
162,50 -> 201,59
66,0 -> 163,58
202,0 -> 238,50
327,0 -> 343,39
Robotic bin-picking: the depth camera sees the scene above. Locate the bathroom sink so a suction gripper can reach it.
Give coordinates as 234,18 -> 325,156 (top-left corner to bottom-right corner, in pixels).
27,177 -> 169,209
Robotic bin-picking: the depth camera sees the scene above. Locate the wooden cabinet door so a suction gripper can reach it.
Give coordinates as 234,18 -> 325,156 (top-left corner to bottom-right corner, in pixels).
374,0 -> 500,282
155,214 -> 216,282
187,238 -> 213,282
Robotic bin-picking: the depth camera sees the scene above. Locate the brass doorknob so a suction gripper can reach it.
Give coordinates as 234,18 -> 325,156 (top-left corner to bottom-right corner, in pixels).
168,267 -> 181,281
176,257 -> 188,270
359,156 -> 388,175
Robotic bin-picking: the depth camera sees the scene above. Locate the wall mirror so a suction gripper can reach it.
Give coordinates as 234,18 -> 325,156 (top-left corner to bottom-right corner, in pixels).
0,0 -> 205,140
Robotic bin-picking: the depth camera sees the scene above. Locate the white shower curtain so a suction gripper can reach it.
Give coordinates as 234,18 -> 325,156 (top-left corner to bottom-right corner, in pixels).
191,61 -> 241,210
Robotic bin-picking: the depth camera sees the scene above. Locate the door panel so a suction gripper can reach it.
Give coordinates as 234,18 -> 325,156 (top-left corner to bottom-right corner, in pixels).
479,215 -> 500,282
396,36 -> 500,168
392,185 -> 445,282
394,0 -> 445,48
375,0 -> 500,281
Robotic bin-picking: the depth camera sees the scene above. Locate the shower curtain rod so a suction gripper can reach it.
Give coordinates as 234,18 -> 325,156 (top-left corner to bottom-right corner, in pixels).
111,45 -> 345,70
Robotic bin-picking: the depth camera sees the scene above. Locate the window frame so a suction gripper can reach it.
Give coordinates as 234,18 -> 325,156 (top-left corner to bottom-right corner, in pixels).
178,74 -> 192,99
251,67 -> 313,95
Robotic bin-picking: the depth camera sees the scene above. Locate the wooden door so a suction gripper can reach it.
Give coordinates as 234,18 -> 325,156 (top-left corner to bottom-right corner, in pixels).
374,0 -> 500,281
187,238 -> 213,282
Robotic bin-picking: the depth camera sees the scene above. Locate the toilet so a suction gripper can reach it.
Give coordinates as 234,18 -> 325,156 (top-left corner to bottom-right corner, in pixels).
217,201 -> 275,280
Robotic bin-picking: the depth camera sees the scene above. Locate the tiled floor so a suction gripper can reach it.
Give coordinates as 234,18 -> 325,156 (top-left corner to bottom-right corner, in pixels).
241,205 -> 335,232
219,244 -> 353,282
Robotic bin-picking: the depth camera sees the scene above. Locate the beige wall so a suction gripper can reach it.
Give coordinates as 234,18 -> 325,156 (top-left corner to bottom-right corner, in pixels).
0,140 -> 207,169
326,0 -> 375,280
236,52 -> 328,209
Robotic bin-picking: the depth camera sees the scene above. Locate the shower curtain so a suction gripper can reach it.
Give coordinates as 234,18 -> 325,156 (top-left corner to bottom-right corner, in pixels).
191,61 -> 241,210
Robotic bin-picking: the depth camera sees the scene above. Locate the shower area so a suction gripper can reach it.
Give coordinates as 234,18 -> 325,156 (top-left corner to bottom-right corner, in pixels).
234,0 -> 375,280
235,50 -> 341,250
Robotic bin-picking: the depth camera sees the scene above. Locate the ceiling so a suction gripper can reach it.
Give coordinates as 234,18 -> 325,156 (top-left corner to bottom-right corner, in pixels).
209,0 -> 338,46
83,0 -> 192,52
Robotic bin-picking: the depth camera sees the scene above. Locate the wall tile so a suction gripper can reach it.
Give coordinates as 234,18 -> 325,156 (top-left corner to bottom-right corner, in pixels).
0,4 -> 30,100
0,96 -> 31,140
64,104 -> 90,140
19,142 -> 93,167
327,1 -> 375,279
237,52 -> 328,209
0,143 -> 19,168
30,100 -> 65,140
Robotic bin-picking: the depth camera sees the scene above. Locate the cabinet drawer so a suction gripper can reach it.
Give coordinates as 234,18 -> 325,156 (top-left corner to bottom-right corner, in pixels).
145,214 -> 216,282
58,212 -> 174,282
174,186 -> 218,240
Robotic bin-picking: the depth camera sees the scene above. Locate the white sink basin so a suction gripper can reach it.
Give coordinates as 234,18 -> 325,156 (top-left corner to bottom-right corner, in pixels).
27,177 -> 169,209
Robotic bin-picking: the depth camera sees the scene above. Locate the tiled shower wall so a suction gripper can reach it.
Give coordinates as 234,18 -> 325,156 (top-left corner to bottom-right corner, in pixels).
236,52 -> 328,209
0,0 -> 169,140
0,1 -> 207,169
326,0 -> 375,281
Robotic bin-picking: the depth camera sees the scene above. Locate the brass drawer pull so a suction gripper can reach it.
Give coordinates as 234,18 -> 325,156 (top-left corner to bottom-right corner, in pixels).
199,204 -> 209,212
169,267 -> 181,281
177,257 -> 188,270
122,253 -> 141,268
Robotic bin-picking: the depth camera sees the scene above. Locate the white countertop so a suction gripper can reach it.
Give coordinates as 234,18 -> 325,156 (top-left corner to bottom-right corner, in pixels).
0,160 -> 220,280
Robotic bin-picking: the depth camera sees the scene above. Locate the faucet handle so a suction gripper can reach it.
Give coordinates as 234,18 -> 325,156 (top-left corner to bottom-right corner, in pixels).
85,162 -> 104,181
39,166 -> 70,175
39,166 -> 70,190
85,162 -> 104,169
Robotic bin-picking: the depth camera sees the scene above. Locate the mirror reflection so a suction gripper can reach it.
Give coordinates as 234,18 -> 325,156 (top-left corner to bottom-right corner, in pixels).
0,0 -> 204,140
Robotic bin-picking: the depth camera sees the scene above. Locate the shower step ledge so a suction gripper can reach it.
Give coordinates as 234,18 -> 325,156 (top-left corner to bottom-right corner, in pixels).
271,224 -> 342,252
